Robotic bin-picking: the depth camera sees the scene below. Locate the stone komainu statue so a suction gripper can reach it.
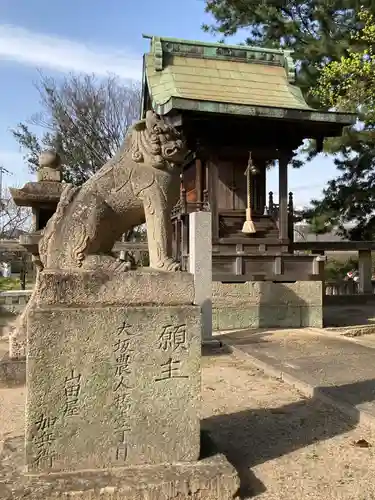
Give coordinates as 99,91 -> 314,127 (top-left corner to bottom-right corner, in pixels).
9,111 -> 188,360
39,110 -> 188,272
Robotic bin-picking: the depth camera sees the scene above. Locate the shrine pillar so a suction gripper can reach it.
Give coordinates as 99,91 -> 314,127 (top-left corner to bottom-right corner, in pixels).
358,249 -> 373,294
195,157 -> 203,210
278,154 -> 289,241
252,157 -> 266,215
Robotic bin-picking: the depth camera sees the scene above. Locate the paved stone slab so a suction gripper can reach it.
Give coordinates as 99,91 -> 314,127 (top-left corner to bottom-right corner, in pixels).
26,304 -> 201,473
220,328 -> 375,420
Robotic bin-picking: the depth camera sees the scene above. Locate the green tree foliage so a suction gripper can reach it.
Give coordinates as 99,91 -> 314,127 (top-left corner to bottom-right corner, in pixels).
309,9 -> 375,239
203,2 -> 375,238
325,257 -> 358,280
313,9 -> 375,113
203,0 -> 363,106
12,73 -> 141,186
306,213 -> 334,235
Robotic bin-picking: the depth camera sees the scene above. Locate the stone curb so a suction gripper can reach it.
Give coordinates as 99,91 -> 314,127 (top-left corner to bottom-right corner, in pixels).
228,343 -> 375,431
307,327 -> 375,349
318,324 -> 375,337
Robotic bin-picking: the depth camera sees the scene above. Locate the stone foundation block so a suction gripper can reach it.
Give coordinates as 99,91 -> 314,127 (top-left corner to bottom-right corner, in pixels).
213,281 -> 323,329
16,453 -> 239,500
26,271 -> 201,474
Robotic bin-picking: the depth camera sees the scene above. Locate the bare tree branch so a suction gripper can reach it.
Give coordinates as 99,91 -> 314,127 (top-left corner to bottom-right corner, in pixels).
11,72 -> 141,186
0,189 -> 31,239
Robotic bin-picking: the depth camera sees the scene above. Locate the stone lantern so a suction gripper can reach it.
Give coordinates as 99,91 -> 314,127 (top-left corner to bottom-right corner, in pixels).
9,150 -> 64,262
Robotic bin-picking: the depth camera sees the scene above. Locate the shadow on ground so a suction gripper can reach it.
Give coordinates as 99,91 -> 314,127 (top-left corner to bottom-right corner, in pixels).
203,375 -> 375,498
318,378 -> 375,410
216,329 -> 283,348
1,381 -> 371,499
2,367 -> 374,498
323,302 -> 375,327
202,342 -> 232,357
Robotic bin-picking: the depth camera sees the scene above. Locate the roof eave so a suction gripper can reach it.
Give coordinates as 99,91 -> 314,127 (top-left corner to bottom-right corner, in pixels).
154,96 -> 355,127
140,55 -> 149,119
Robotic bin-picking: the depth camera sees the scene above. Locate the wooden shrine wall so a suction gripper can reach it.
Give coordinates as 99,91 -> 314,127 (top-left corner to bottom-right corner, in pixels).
207,155 -> 245,211
184,162 -> 196,202
207,153 -> 266,213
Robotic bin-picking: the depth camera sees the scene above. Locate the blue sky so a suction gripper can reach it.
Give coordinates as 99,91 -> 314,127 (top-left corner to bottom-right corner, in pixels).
0,0 -> 338,206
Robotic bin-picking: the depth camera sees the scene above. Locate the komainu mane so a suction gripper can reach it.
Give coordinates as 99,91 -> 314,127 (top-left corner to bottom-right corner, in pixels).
39,110 -> 188,272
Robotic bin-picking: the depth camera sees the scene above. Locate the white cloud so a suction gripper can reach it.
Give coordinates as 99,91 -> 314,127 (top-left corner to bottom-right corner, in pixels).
0,24 -> 142,80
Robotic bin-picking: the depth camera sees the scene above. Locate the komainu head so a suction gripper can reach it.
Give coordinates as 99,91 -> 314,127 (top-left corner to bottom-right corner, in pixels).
126,111 -> 188,169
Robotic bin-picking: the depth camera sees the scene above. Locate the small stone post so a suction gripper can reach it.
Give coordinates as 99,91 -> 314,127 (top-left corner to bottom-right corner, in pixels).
358,249 -> 373,294
189,211 -> 213,342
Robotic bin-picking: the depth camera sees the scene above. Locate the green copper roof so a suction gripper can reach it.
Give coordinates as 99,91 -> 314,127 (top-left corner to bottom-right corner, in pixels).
141,35 -> 355,126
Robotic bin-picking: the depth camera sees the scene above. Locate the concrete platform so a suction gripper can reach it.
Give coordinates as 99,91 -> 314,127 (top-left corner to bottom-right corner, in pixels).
218,328 -> 375,428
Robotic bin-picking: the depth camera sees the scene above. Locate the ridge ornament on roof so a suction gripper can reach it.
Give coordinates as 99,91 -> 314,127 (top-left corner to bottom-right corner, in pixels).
143,34 -> 296,83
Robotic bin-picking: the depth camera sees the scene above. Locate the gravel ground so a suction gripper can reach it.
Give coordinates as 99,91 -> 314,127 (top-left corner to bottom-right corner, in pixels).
202,349 -> 375,499
1,350 -> 375,499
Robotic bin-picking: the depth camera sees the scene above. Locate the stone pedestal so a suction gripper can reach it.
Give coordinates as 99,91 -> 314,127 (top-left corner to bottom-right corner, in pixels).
26,270 -> 201,473
15,450 -> 239,499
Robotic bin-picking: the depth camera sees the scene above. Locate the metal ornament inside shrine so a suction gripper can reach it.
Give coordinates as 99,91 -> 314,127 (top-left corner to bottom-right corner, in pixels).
242,152 -> 258,235
141,35 -> 356,282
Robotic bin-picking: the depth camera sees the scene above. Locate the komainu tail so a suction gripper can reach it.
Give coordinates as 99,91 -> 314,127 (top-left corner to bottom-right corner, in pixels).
9,183 -> 80,360
39,183 -> 79,268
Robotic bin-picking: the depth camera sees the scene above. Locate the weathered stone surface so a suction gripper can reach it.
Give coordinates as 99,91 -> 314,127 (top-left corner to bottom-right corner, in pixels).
11,111 -> 188,359
212,280 -> 323,306
6,452 -> 239,500
39,111 -> 187,274
26,299 -> 201,472
35,269 -> 195,306
38,150 -> 62,170
9,275 -> 42,361
0,291 -> 31,339
301,305 -> 323,328
212,281 -> 323,329
35,150 -> 63,182
37,167 -> 62,182
9,270 -> 195,361
9,182 -> 64,205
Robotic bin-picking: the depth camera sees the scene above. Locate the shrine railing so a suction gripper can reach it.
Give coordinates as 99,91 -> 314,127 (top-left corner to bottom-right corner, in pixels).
325,280 -> 375,296
1,239 -> 375,299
